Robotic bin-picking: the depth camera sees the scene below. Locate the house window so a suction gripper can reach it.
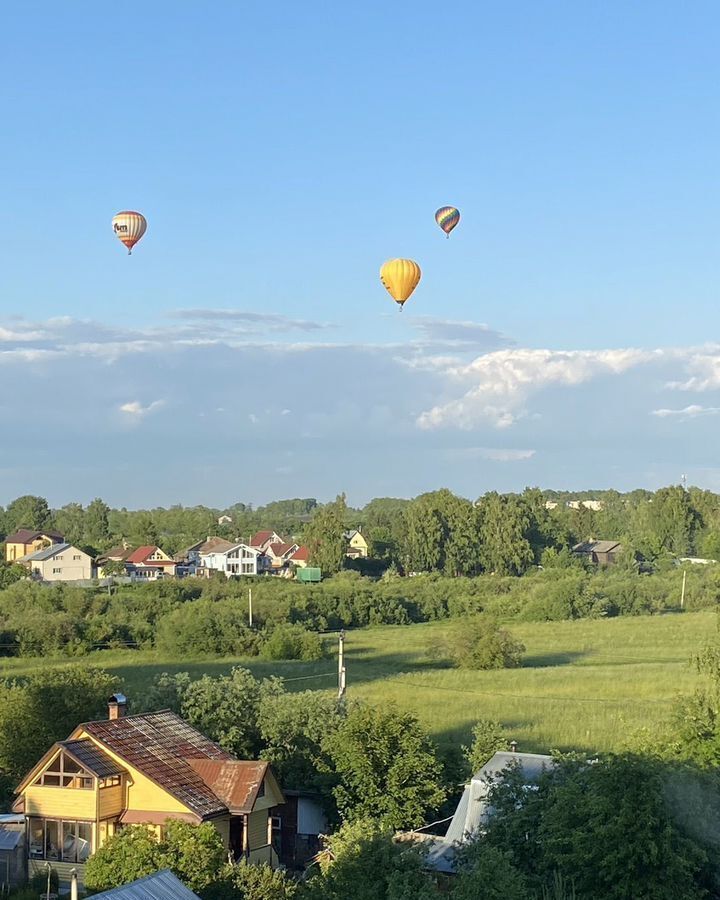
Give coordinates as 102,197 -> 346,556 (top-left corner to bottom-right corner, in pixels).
52,568 -> 62,574
73,555 -> 81,561
32,751 -> 94,789
98,775 -> 121,788
28,817 -> 92,862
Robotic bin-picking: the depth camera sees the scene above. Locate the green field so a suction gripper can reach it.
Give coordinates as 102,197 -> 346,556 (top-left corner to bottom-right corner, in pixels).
1,611 -> 716,755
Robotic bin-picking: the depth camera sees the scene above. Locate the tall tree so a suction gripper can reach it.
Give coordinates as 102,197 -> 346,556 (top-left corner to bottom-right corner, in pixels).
631,486 -> 697,560
4,495 -> 51,532
53,502 -> 85,546
84,497 -> 111,548
477,492 -> 533,575
304,494 -> 348,574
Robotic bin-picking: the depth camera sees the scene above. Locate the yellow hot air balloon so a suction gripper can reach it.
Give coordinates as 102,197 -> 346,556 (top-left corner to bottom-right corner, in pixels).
379,258 -> 421,311
112,211 -> 147,255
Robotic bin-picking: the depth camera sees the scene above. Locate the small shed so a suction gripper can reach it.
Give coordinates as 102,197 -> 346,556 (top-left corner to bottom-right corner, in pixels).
297,567 -> 322,583
0,816 -> 26,889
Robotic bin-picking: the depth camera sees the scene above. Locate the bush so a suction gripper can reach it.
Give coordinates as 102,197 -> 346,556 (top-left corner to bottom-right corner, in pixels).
155,599 -> 261,657
447,616 -> 525,670
260,624 -> 325,661
464,719 -> 511,773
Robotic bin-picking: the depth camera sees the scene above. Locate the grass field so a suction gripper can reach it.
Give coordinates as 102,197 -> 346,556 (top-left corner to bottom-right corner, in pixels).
1,611 -> 716,756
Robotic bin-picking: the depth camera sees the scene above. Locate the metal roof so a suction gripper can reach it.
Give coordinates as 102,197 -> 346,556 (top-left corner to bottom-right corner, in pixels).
20,542 -> 71,562
59,739 -> 126,779
0,828 -> 22,851
188,759 -> 268,814
82,711 -> 234,819
90,869 -> 200,900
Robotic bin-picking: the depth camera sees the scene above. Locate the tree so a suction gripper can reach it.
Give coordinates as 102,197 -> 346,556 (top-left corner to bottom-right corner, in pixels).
452,845 -> 529,900
324,704 -> 446,830
0,666 -> 119,786
258,690 -> 343,800
631,486 -> 697,561
402,493 -> 446,573
0,562 -> 26,589
85,821 -> 225,893
53,503 -> 85,546
4,495 -> 51,533
304,819 -> 438,900
179,667 -> 284,759
476,493 -> 533,575
480,755 -> 711,900
130,511 -> 160,546
463,719 -> 511,773
84,497 -> 111,547
304,495 -> 348,574
205,862 -> 298,900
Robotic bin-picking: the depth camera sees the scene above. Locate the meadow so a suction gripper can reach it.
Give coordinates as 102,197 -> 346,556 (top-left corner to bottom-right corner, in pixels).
1,610 -> 715,756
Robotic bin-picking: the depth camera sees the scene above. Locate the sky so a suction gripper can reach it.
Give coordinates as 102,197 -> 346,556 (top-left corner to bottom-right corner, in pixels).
2,1 -> 720,508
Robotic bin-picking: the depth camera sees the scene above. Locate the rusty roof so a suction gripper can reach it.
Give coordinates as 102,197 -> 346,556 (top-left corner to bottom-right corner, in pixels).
188,759 -> 268,814
82,711 -> 235,819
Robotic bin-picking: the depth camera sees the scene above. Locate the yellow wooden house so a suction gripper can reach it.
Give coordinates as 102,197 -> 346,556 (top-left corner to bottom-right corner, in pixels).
4,529 -> 64,562
345,529 -> 369,559
13,695 -> 284,890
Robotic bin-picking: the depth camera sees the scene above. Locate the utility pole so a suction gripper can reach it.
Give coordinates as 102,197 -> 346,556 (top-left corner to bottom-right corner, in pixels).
248,586 -> 253,627
681,569 -> 687,610
338,630 -> 346,700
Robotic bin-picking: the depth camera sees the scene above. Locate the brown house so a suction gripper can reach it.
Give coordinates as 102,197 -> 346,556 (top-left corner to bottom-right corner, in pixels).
572,540 -> 623,566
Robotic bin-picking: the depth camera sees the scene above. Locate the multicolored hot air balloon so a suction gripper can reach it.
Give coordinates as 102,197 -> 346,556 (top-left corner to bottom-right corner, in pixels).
112,211 -> 147,255
379,258 -> 421,311
435,206 -> 460,238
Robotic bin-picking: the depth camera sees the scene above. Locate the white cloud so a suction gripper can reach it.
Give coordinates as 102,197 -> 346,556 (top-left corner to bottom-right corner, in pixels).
667,352 -> 720,392
418,347 -> 662,430
652,405 -> 720,419
119,400 -> 165,421
449,447 -> 536,462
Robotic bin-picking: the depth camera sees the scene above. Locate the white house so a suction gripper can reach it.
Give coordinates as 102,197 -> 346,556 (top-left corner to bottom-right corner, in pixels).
203,543 -> 270,577
18,543 -> 94,582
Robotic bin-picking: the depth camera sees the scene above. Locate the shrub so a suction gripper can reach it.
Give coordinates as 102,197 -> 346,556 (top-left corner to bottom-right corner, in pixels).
260,624 -> 325,661
447,616 -> 525,669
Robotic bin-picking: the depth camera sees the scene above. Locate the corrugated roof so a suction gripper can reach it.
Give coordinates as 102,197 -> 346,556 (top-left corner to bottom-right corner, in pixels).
125,545 -> 160,564
20,542 -> 71,562
90,869 -> 200,900
59,739 -> 126,779
188,759 -> 268,814
82,711 -> 234,819
0,827 -> 22,851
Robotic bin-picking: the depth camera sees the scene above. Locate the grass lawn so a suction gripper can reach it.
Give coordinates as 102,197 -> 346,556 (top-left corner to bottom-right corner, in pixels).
1,610 -> 715,756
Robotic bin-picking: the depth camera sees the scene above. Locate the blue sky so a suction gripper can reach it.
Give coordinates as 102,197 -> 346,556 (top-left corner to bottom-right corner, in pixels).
2,2 -> 720,508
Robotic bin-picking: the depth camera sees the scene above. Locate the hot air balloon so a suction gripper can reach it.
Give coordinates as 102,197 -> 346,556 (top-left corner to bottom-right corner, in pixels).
435,206 -> 460,238
379,259 -> 421,311
112,211 -> 147,255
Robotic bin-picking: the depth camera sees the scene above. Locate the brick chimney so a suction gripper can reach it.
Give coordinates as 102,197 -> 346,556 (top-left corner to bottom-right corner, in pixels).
108,693 -> 128,720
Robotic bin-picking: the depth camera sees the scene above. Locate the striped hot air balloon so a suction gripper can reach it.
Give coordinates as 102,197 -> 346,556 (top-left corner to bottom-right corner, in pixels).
435,206 -> 460,238
112,211 -> 147,255
379,258 -> 421,311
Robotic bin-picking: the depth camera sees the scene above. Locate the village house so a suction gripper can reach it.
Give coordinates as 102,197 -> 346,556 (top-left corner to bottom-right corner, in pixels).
289,546 -> 309,568
344,529 -> 369,559
203,543 -> 270,577
4,529 -> 64,562
18,543 -> 94,582
572,540 -> 623,566
12,695 -> 286,891
265,541 -> 299,569
124,546 -> 177,579
248,531 -> 284,552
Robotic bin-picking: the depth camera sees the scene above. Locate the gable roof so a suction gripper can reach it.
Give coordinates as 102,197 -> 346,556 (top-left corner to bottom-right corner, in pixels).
249,530 -> 279,547
267,541 -> 297,558
188,759 -> 272,814
5,528 -> 64,544
90,869 -> 200,900
19,542 -> 73,563
198,538 -> 236,555
79,711 -> 235,819
573,540 -> 622,554
126,545 -> 161,564
291,546 -> 309,562
345,530 -> 367,543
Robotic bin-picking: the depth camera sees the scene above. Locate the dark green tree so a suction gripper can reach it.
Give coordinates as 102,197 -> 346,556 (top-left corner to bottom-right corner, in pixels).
476,493 -> 533,575
324,703 -> 446,830
4,495 -> 51,533
84,497 -> 111,547
304,494 -> 348,574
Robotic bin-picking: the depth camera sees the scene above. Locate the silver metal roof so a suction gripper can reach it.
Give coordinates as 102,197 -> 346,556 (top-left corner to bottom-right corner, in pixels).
0,828 -> 23,851
91,869 -> 200,900
20,542 -> 71,562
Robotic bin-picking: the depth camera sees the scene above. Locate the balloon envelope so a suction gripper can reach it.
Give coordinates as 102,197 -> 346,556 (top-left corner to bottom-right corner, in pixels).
435,206 -> 460,236
112,211 -> 147,254
379,258 -> 421,309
